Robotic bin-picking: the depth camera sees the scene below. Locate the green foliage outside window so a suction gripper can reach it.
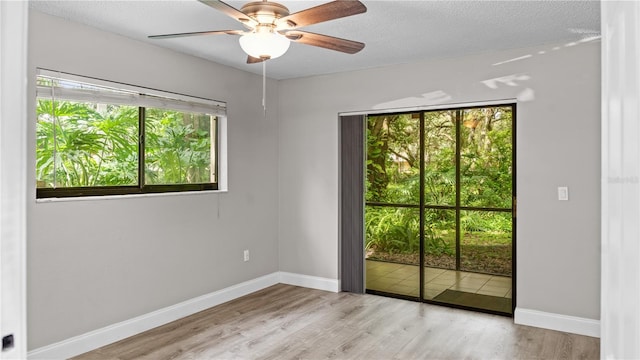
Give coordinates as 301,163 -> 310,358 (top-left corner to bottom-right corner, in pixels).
36,99 -> 215,190
365,107 -> 513,273
145,108 -> 213,185
36,99 -> 138,188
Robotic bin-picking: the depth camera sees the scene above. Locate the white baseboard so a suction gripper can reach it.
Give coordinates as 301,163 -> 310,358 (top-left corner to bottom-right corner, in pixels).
28,272 -> 281,360
279,271 -> 340,293
514,307 -> 600,338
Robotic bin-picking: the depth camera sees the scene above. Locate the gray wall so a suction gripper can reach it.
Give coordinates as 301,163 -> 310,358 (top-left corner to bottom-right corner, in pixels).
28,11 -> 280,349
278,41 -> 601,320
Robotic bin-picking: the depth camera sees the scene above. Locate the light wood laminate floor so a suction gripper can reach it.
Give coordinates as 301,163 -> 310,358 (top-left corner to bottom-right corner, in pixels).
73,284 -> 598,360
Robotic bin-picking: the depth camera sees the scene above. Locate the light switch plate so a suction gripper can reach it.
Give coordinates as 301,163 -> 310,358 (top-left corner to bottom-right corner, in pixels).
558,186 -> 569,201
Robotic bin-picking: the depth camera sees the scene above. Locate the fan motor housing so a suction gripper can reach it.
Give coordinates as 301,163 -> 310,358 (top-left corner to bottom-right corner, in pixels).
241,1 -> 290,22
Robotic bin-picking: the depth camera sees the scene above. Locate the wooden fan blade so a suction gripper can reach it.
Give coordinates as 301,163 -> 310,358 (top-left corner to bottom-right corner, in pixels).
247,55 -> 267,64
198,0 -> 258,27
283,30 -> 365,54
149,30 -> 244,39
278,0 -> 366,29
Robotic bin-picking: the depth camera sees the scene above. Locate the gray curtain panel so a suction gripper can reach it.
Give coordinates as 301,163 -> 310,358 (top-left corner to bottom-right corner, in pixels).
340,115 -> 365,293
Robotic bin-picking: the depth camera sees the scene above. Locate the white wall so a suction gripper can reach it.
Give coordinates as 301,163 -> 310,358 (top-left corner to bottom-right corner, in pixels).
278,41 -> 601,321
28,11 -> 280,350
0,2 -> 28,359
601,1 -> 640,358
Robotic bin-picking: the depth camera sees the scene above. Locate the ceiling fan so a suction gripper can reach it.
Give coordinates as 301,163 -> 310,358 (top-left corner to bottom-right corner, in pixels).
148,0 -> 367,64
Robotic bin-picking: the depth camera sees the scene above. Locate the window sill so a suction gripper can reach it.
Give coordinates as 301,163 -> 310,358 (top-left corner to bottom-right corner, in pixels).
35,189 -> 228,203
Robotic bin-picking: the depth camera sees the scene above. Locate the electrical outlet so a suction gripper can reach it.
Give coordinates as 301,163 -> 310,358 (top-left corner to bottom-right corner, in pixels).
243,249 -> 250,262
2,334 -> 14,351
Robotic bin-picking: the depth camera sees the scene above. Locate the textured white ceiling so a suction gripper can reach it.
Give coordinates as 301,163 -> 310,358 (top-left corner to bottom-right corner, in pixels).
29,0 -> 601,80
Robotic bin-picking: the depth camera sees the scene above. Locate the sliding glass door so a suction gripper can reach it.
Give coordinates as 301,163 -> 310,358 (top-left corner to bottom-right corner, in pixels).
365,104 -> 515,315
365,113 -> 421,298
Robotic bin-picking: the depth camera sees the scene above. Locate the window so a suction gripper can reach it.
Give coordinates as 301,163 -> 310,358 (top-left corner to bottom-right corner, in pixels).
36,69 -> 224,198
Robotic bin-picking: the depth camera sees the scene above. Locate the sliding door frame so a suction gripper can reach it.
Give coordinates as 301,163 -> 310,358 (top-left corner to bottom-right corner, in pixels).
360,103 -> 517,316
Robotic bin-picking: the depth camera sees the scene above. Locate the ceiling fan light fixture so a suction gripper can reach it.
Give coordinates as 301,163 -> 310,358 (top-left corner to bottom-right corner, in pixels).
149,0 -> 367,63
239,29 -> 290,60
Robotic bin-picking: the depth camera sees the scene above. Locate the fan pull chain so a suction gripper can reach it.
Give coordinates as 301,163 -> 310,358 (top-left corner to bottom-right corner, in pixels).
262,60 -> 267,117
